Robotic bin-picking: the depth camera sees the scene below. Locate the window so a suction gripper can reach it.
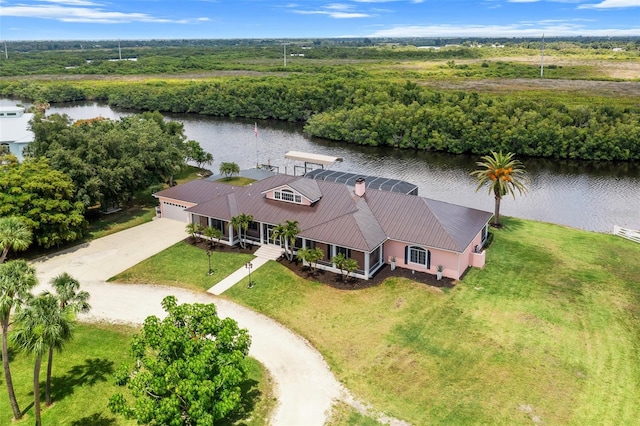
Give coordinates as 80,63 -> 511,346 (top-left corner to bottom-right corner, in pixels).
211,218 -> 225,232
408,246 -> 430,268
336,246 -> 351,258
274,188 -> 303,204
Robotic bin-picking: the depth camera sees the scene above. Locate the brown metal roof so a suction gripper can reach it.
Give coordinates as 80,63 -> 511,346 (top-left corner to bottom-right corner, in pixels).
171,174 -> 491,253
153,179 -> 235,204
364,190 -> 492,252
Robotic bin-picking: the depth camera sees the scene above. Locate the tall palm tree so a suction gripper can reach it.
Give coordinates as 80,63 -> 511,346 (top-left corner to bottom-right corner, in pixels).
0,216 -> 32,264
11,292 -> 74,426
470,151 -> 528,227
46,273 -> 90,406
0,259 -> 37,420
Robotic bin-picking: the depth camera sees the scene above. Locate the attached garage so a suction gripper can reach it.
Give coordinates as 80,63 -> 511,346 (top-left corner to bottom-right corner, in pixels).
161,201 -> 189,221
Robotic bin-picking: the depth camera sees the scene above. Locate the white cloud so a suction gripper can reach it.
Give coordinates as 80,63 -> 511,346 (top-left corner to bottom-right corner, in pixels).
290,3 -> 374,18
578,0 -> 640,8
38,0 -> 100,5
367,22 -> 640,37
0,3 -> 198,24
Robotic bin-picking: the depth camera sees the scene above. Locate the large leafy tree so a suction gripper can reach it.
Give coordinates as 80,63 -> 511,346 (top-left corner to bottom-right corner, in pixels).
0,158 -> 85,249
11,292 -> 74,426
46,273 -> 90,406
29,111 -> 197,209
0,260 -> 38,420
0,216 -> 32,264
108,296 -> 251,425
470,151 -> 528,227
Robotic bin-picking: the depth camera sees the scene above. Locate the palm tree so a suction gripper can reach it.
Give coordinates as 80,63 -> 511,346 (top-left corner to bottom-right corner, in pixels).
332,253 -> 348,281
231,214 -> 253,249
297,247 -> 324,275
46,273 -> 90,406
0,259 -> 37,420
0,216 -> 32,264
470,151 -> 528,227
11,292 -> 74,426
203,226 -> 223,249
282,221 -> 301,261
219,162 -> 240,178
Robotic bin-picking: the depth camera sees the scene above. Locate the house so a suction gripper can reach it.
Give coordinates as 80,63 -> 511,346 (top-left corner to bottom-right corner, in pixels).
154,173 -> 492,280
0,106 -> 34,162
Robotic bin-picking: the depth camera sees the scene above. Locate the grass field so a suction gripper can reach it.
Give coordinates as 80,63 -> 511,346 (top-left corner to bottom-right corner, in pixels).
107,216 -> 640,424
0,323 -> 274,425
221,218 -> 640,424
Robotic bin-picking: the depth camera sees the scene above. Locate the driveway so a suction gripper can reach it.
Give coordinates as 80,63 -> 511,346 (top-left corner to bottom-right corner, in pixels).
31,218 -> 346,426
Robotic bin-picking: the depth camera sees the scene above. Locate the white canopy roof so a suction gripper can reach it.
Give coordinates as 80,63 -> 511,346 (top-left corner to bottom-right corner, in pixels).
284,151 -> 343,167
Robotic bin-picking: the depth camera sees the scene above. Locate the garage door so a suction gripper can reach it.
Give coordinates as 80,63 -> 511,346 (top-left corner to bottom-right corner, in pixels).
162,201 -> 188,222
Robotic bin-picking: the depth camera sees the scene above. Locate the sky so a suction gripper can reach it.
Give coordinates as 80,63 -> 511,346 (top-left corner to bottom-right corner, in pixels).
0,0 -> 638,41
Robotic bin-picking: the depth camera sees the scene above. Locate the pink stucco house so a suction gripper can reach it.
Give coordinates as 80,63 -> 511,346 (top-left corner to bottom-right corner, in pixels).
154,173 -> 492,280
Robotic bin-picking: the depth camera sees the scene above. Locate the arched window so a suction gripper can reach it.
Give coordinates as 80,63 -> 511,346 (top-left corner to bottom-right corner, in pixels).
406,246 -> 430,269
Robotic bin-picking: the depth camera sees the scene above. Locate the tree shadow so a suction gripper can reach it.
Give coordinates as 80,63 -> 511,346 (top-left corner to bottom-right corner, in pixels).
50,357 -> 114,402
70,413 -> 117,426
218,378 -> 261,426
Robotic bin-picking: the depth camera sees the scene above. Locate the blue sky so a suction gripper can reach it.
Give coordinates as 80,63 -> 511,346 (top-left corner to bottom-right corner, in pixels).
0,0 -> 638,40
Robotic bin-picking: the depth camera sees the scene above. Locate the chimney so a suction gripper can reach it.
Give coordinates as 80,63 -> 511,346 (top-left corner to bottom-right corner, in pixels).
355,178 -> 366,197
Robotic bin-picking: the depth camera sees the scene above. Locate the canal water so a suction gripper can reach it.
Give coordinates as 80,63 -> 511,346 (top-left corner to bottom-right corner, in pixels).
4,99 -> 639,233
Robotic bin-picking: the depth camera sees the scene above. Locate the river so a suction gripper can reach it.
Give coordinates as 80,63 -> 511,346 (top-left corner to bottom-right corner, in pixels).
3,99 -> 639,233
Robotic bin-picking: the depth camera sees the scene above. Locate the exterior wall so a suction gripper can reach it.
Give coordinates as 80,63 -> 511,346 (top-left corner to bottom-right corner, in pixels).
466,230 -> 487,269
384,240 -> 460,279
157,197 -> 196,222
157,196 -> 196,219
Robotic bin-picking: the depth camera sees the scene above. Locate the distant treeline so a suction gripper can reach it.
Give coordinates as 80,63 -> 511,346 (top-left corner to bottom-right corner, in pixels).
1,74 -> 638,161
5,36 -> 640,52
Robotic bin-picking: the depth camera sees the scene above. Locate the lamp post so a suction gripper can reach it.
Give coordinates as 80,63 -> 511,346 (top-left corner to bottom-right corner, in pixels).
207,250 -> 213,276
246,262 -> 253,288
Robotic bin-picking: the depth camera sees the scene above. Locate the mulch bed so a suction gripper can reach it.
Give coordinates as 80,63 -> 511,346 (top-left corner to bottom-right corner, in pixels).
277,258 -> 456,291
186,238 -> 455,291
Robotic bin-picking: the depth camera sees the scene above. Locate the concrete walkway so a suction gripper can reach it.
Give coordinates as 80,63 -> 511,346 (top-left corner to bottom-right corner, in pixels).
207,244 -> 284,295
30,221 -> 345,426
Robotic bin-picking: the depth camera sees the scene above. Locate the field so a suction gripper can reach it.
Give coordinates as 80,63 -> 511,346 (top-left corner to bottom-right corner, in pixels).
111,217 -> 640,424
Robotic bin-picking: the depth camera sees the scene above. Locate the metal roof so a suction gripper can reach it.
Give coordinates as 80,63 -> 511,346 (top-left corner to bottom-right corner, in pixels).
284,151 -> 343,167
304,169 -> 418,195
163,174 -> 491,253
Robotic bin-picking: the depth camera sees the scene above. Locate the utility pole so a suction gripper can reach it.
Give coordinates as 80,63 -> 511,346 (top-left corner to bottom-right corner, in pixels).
283,43 -> 287,67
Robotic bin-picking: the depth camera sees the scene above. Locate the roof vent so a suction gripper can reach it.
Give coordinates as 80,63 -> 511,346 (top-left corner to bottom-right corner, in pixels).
355,178 -> 366,197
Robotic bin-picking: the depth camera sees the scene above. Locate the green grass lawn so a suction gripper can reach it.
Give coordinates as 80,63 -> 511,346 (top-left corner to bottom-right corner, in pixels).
111,241 -> 255,291
216,176 -> 257,186
222,218 -> 640,425
84,217 -> 640,424
1,323 -> 274,425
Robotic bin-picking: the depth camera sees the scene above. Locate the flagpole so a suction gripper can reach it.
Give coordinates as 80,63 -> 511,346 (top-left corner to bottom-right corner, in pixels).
254,122 -> 259,168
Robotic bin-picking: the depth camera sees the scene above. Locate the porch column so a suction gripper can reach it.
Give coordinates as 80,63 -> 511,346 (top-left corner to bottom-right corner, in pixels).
364,252 -> 370,279
228,223 -> 234,245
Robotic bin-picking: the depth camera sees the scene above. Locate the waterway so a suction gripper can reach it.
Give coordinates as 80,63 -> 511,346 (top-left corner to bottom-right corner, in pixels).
3,99 -> 639,233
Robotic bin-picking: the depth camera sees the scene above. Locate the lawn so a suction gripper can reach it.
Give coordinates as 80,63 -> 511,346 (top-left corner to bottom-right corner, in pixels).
222,218 -> 640,424
1,323 -> 274,425
110,241 -> 255,291
88,217 -> 640,424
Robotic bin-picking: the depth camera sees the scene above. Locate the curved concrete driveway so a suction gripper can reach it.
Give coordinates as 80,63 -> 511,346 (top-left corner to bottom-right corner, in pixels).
31,219 -> 346,426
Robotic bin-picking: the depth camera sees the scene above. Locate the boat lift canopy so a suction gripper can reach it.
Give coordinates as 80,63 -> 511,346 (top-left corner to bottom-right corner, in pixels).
284,151 -> 343,175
